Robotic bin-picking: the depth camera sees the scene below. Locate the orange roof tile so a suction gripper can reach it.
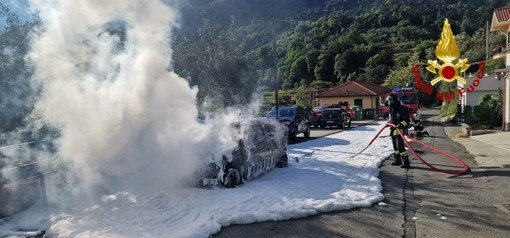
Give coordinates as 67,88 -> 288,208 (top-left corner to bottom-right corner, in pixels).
318,81 -> 391,97
495,7 -> 510,22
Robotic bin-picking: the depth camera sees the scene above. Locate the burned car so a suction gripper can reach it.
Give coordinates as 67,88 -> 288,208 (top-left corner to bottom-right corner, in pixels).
198,116 -> 288,188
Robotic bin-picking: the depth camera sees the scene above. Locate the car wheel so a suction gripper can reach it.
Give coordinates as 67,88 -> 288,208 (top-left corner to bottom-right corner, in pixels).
304,124 -> 310,138
320,124 -> 325,129
276,154 -> 288,168
241,164 -> 249,182
223,168 -> 241,188
289,126 -> 297,143
339,120 -> 344,129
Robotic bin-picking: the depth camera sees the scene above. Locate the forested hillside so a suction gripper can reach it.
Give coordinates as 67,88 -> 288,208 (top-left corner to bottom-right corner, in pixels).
1,0 -> 510,132
173,0 -> 510,109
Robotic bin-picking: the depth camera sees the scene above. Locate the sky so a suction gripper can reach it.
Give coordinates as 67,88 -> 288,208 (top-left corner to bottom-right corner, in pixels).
0,122 -> 394,238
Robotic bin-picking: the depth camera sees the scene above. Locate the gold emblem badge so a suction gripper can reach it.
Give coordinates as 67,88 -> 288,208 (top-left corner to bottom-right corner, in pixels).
426,19 -> 469,85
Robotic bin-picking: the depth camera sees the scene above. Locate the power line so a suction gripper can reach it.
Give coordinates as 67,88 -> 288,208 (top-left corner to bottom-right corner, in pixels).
0,138 -> 56,150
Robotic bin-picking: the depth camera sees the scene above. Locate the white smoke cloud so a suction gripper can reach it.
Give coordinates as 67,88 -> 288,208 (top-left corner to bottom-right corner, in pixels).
26,0 -> 242,204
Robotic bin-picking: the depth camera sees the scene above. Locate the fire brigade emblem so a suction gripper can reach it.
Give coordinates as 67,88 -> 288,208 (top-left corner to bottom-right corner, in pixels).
426,18 -> 469,85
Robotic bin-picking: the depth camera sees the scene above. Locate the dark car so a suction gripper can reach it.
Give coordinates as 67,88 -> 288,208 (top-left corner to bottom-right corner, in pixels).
320,108 -> 352,129
197,117 -> 288,188
266,105 -> 311,143
305,107 -> 319,128
325,103 -> 356,119
313,104 -> 332,125
313,103 -> 354,126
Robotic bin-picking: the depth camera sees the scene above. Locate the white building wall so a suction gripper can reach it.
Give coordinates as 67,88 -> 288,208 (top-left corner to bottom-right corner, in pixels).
505,77 -> 510,130
458,75 -> 503,106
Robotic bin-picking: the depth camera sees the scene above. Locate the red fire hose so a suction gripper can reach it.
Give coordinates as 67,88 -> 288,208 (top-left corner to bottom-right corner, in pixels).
352,123 -> 470,175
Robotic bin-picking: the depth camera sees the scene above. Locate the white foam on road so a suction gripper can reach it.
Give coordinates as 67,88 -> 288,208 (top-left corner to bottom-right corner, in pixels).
1,122 -> 393,238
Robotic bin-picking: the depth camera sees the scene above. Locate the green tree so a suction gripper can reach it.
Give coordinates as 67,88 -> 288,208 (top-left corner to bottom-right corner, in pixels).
173,21 -> 258,110
383,52 -> 421,88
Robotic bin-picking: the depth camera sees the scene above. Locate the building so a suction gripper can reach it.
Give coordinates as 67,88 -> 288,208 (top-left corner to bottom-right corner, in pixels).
304,87 -> 319,106
490,6 -> 510,131
458,75 -> 504,107
316,81 -> 392,111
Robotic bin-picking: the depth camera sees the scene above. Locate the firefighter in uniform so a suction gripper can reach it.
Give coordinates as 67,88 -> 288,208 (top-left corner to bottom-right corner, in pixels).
410,116 -> 429,136
386,93 -> 411,168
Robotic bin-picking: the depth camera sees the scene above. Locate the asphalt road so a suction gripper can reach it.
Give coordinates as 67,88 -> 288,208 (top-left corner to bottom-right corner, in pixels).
213,109 -> 510,238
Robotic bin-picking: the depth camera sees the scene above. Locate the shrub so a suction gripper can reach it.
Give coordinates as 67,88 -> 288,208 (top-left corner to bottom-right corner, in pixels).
471,93 -> 502,127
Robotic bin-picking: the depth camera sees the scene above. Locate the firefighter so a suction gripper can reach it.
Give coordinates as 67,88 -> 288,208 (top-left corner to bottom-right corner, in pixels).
385,93 -> 411,168
410,115 -> 429,136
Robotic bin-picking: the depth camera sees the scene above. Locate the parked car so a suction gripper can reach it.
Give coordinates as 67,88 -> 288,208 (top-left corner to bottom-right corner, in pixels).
320,108 -> 352,129
197,116 -> 288,188
305,107 -> 319,128
314,103 -> 355,125
313,104 -> 332,125
266,105 -> 311,143
328,103 -> 355,119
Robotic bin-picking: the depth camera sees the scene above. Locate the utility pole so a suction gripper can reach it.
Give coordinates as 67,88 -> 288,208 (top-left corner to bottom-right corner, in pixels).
272,19 -> 279,120
486,21 -> 489,60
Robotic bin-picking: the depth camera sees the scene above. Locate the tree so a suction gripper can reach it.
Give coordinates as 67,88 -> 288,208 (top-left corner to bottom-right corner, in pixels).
173,21 -> 258,110
383,51 -> 422,88
0,22 -> 34,132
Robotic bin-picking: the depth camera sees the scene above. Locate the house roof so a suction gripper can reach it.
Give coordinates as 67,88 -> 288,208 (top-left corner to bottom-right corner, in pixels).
491,7 -> 510,32
495,7 -> 510,22
317,81 -> 391,98
305,87 -> 319,92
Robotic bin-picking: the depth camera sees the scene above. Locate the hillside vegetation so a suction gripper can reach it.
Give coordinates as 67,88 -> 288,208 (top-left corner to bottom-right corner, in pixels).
1,0 -> 509,131
173,0 -> 509,110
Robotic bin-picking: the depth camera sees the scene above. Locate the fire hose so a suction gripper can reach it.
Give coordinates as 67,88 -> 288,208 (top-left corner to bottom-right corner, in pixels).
352,123 -> 470,175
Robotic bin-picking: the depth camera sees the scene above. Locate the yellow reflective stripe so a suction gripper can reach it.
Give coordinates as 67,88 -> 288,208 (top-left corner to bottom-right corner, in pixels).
401,121 -> 408,126
400,151 -> 408,156
393,130 -> 400,136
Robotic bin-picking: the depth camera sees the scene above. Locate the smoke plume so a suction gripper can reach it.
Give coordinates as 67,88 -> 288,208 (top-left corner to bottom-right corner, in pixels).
26,0 -> 241,203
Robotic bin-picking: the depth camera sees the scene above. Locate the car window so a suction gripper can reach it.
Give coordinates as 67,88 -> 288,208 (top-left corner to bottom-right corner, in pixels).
398,94 -> 417,104
262,123 -> 276,137
250,123 -> 267,144
323,110 -> 341,117
314,105 -> 329,110
267,107 -> 295,118
295,107 -> 304,116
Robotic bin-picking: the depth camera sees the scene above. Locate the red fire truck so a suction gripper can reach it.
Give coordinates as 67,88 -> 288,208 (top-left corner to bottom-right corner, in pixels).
379,88 -> 420,119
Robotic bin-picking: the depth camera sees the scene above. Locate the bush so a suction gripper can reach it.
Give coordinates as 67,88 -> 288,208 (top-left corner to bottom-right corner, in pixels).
472,93 -> 502,127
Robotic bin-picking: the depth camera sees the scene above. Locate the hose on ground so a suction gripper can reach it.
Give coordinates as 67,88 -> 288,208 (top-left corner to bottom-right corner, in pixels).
352,123 -> 470,175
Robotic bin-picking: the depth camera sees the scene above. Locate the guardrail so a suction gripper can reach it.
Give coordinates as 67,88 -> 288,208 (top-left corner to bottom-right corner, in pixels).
0,137 -> 60,218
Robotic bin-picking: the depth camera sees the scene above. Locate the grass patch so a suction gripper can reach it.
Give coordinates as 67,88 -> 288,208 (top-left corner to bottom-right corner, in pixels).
440,100 -> 459,117
453,132 -> 469,138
